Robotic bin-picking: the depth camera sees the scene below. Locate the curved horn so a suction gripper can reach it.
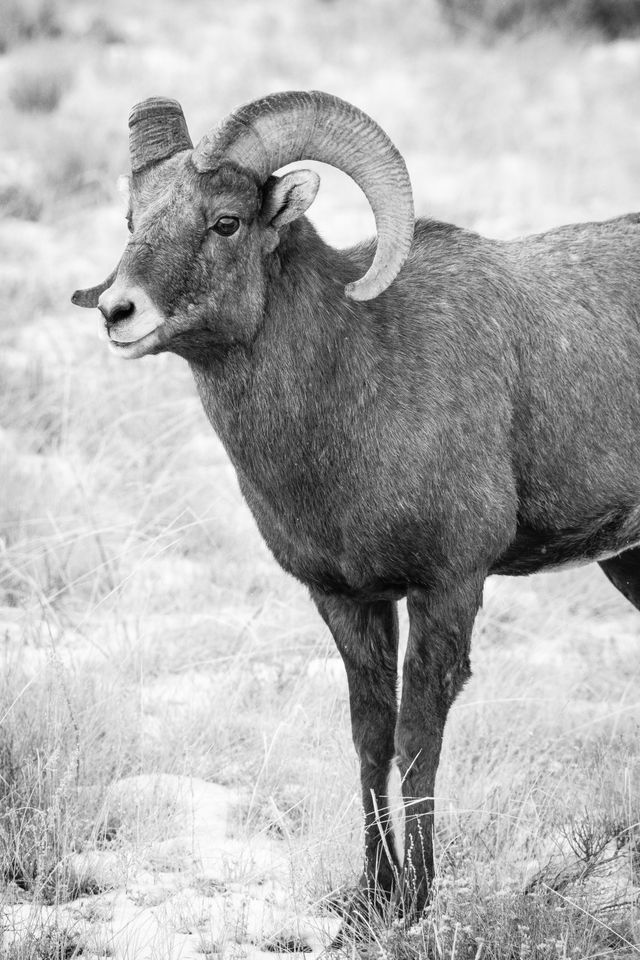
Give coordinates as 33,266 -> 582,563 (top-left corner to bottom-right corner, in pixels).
192,91 -> 414,301
129,97 -> 193,174
71,261 -> 120,308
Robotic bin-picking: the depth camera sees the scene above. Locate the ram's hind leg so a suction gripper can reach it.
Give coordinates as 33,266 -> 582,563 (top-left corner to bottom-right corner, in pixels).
599,547 -> 640,610
312,592 -> 400,914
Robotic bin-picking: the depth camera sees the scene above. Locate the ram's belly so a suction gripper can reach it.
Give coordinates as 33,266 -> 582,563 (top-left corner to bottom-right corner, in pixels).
491,505 -> 640,576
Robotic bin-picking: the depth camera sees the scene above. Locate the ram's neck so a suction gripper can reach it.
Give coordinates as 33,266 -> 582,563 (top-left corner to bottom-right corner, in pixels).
191,219 -> 373,451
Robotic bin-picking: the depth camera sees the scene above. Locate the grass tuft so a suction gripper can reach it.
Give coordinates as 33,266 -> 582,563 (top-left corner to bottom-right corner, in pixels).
2,925 -> 84,960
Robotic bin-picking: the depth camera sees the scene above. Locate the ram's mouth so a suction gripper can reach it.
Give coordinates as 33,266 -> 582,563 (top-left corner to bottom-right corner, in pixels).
99,306 -> 166,360
108,325 -> 164,359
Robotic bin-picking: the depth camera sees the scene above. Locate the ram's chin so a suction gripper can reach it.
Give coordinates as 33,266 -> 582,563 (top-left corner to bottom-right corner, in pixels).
109,326 -> 164,359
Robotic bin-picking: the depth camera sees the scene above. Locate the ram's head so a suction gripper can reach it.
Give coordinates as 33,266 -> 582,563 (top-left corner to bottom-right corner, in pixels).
72,91 -> 414,359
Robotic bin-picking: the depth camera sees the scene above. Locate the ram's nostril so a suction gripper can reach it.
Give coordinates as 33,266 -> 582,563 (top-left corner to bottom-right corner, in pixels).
100,298 -> 135,325
113,300 -> 135,324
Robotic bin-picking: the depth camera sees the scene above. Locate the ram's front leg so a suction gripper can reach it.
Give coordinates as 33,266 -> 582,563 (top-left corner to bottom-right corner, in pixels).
312,592 -> 400,912
397,578 -> 483,919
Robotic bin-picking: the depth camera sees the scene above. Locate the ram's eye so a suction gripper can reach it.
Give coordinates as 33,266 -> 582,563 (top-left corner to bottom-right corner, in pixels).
126,213 -> 133,234
212,216 -> 240,237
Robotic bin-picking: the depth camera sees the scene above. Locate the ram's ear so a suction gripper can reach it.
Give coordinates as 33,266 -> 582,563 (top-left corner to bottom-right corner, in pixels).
261,169 -> 320,231
71,262 -> 120,308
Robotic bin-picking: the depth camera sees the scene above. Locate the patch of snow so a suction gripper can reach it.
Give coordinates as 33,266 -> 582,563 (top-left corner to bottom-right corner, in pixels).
2,772 -> 338,957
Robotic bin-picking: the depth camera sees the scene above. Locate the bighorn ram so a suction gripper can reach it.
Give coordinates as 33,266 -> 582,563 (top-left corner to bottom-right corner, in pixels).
72,90 -> 640,925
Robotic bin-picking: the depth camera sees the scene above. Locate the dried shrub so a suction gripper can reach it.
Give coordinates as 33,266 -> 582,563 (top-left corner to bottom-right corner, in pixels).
0,0 -> 61,53
0,182 -> 43,221
436,0 -> 640,38
9,61 -> 71,114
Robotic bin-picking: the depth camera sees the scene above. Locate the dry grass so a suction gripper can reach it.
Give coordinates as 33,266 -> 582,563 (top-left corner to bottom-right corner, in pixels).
1,0 -> 640,956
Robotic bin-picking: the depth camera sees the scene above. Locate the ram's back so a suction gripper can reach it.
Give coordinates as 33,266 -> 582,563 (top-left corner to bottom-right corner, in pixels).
352,214 -> 640,573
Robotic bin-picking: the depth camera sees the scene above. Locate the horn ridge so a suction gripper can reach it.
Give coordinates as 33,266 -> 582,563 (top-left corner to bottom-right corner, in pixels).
129,96 -> 193,173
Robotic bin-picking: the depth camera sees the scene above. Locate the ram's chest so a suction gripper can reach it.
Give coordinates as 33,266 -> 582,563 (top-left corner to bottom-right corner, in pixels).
229,454 -> 418,601
201,400 -> 373,587
193,365 -> 489,596
236,461 -> 352,582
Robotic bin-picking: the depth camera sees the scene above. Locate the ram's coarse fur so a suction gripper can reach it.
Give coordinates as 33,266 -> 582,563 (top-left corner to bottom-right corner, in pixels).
73,92 -> 640,929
